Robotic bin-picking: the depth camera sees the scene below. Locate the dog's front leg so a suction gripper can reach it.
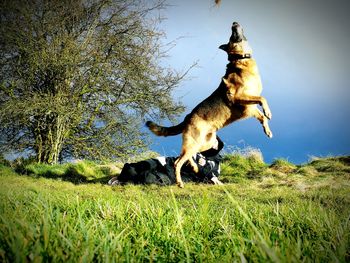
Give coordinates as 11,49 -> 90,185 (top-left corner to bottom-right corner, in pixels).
233,94 -> 272,120
223,78 -> 272,119
256,96 -> 272,120
249,107 -> 273,138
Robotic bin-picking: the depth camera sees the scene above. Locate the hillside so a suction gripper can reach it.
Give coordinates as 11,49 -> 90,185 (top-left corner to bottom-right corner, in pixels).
0,155 -> 349,262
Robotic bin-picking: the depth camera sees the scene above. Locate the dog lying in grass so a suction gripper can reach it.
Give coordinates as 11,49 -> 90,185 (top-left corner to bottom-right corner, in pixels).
146,22 -> 272,188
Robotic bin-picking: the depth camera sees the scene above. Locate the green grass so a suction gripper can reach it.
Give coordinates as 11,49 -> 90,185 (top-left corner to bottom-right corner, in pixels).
0,156 -> 349,262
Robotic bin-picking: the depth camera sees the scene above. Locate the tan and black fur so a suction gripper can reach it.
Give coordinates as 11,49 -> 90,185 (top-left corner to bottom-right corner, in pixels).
146,22 -> 272,187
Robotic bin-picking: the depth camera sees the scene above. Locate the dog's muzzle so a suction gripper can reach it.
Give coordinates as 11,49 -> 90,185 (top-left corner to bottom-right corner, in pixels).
230,22 -> 247,43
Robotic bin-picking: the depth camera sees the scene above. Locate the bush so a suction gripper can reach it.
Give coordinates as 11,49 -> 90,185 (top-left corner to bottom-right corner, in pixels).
221,153 -> 267,182
308,157 -> 350,173
12,156 -> 37,174
270,159 -> 297,174
0,154 -> 10,166
223,144 -> 264,163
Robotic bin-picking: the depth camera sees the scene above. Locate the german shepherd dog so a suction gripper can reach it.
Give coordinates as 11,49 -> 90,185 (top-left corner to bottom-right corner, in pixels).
146,22 -> 272,187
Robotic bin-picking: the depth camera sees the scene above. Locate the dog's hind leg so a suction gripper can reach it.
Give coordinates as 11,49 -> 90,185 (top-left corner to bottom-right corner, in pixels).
174,152 -> 192,188
188,157 -> 199,173
174,140 -> 200,188
250,107 -> 273,138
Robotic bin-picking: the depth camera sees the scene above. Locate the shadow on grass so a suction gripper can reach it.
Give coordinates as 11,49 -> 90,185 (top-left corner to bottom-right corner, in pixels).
10,155 -> 350,186
16,162 -> 118,185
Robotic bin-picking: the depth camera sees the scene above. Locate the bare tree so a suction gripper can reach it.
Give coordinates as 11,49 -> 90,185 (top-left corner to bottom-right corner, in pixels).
0,0 -> 187,163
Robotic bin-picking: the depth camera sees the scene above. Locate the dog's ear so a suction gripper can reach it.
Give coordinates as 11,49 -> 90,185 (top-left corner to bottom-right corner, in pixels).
219,44 -> 228,52
222,77 -> 229,86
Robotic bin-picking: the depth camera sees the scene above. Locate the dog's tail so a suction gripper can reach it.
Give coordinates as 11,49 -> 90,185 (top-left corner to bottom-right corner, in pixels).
145,120 -> 185,137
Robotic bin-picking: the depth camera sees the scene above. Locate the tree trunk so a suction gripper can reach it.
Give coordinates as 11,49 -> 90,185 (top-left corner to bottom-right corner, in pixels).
34,114 -> 67,164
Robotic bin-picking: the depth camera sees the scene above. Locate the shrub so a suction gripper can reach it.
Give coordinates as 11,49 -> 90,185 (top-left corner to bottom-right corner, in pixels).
221,153 -> 267,182
0,154 -> 10,166
308,157 -> 350,173
223,144 -> 264,163
270,159 -> 297,174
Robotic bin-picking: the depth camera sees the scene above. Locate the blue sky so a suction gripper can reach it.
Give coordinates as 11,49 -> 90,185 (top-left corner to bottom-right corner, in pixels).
148,0 -> 350,164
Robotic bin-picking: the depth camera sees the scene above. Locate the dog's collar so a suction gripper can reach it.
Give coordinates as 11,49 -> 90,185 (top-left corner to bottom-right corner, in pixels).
228,53 -> 251,61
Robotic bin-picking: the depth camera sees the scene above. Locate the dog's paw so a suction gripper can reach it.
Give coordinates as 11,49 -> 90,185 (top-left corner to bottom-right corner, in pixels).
211,177 -> 224,185
108,177 -> 120,186
266,130 -> 273,138
264,109 -> 272,120
177,181 -> 184,188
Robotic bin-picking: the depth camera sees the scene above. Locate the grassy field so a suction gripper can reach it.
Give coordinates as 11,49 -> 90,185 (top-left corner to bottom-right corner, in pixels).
0,155 -> 349,262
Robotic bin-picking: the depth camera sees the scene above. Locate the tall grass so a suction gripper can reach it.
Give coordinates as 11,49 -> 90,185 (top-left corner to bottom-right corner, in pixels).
0,156 -> 349,262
